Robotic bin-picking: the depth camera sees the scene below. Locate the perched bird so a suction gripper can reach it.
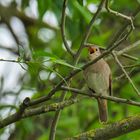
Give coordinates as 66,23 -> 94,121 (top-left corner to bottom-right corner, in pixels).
84,45 -> 112,122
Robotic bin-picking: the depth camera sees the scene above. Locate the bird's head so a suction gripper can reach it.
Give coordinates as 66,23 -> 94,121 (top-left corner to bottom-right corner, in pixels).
85,44 -> 101,60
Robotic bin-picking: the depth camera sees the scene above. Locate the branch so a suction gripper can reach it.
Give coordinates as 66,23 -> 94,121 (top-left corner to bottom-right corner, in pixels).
5,21 -> 21,55
67,114 -> 140,140
107,5 -> 140,49
0,98 -> 79,129
61,0 -> 75,56
16,97 -> 30,118
121,53 -> 138,61
0,104 -> 17,110
106,40 -> 140,61
115,40 -> 140,56
49,92 -> 66,140
74,0 -> 105,64
124,63 -> 140,69
105,0 -> 134,29
112,51 -> 140,97
61,86 -> 140,107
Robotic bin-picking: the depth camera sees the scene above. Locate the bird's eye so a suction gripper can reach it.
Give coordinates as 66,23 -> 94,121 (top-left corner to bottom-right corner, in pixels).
95,48 -> 98,51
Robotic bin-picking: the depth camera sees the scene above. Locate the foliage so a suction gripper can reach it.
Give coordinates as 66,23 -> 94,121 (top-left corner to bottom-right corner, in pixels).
0,0 -> 140,140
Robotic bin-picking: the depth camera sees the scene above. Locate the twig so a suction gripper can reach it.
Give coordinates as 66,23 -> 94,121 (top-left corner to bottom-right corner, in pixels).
66,114 -> 140,140
107,5 -> 140,49
74,0 -> 105,64
5,22 -> 21,55
0,104 -> 17,110
61,0 -> 75,56
0,45 -> 18,55
123,63 -> 140,68
106,40 -> 140,61
49,92 -> 66,140
121,53 -> 138,61
115,40 -> 140,55
105,0 -> 134,29
61,86 -> 140,107
0,59 -> 22,63
112,51 -> 140,96
114,68 -> 134,81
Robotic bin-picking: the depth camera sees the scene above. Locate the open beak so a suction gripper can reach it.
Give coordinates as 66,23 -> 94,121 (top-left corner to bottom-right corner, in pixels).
84,44 -> 95,54
88,47 -> 95,54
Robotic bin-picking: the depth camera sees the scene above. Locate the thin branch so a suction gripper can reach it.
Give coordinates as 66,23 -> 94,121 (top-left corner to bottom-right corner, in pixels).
66,114 -> 140,140
123,63 -> 140,69
61,0 -> 75,56
112,51 -> 140,96
5,22 -> 21,55
105,0 -> 134,29
74,0 -> 105,64
0,59 -> 22,63
107,5 -> 140,50
49,92 -> 66,140
115,40 -> 140,55
61,86 -> 140,107
0,45 -> 18,55
0,104 -> 17,110
0,98 -> 79,129
121,53 -> 138,61
114,68 -> 135,81
106,40 -> 140,61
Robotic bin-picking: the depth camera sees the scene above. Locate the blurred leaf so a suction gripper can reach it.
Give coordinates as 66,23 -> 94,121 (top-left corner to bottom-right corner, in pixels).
21,0 -> 29,9
73,0 -> 92,23
35,50 -> 81,70
50,58 -> 81,70
37,0 -> 51,18
77,0 -> 83,6
34,50 -> 59,59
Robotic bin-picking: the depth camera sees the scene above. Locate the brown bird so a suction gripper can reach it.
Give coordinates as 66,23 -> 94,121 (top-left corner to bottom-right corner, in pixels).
84,45 -> 112,122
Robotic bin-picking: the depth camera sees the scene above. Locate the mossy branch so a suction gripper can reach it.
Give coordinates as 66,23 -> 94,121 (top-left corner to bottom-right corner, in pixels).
67,114 -> 140,140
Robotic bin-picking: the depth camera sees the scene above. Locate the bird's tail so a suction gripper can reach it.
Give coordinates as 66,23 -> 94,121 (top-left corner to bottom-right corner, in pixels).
97,98 -> 108,122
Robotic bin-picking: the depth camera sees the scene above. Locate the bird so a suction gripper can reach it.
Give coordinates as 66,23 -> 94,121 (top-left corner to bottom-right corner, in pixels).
84,45 -> 112,122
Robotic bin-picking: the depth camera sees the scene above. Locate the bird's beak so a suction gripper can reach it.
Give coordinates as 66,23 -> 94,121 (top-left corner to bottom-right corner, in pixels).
84,44 -> 95,53
88,47 -> 95,54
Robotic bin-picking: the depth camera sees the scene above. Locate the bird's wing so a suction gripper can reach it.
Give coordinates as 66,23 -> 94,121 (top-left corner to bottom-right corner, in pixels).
109,74 -> 112,96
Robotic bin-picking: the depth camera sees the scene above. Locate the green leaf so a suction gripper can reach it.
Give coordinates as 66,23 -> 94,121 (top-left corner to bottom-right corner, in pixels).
73,0 -> 92,23
77,0 -> 83,6
51,58 -> 81,70
21,0 -> 29,9
37,0 -> 51,18
34,51 -> 81,70
34,50 -> 59,60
